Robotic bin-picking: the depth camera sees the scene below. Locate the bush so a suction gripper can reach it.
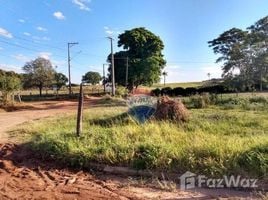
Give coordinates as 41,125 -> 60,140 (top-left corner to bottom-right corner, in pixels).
151,88 -> 161,96
190,94 -> 210,108
185,87 -> 197,96
154,96 -> 189,122
115,86 -> 128,97
173,87 -> 186,96
161,87 -> 173,96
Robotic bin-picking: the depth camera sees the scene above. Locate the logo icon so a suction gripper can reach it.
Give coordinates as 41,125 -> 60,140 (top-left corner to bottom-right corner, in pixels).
180,171 -> 196,190
127,95 -> 157,123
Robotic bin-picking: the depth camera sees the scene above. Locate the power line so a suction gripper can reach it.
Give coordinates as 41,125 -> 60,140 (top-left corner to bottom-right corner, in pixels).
12,35 -> 66,51
0,39 -> 66,59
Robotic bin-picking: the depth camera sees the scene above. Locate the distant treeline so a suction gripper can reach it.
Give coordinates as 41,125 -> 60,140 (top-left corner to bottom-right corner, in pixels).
152,85 -> 236,96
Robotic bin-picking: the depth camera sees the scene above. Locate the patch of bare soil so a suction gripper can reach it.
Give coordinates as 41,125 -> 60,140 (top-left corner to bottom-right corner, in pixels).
0,143 -> 142,200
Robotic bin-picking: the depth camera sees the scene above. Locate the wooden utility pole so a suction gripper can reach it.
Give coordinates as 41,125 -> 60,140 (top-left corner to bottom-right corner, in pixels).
76,83 -> 83,137
125,57 -> 129,87
103,64 -> 106,93
107,37 -> 115,96
67,42 -> 78,96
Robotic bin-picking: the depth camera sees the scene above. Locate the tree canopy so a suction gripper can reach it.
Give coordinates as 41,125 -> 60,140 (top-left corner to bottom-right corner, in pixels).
54,72 -> 68,91
208,16 -> 268,91
82,71 -> 102,85
23,57 -> 55,96
107,27 -> 166,90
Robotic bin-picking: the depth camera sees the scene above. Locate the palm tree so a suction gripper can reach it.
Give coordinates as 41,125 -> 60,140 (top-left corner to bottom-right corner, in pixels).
162,71 -> 168,86
207,72 -> 211,80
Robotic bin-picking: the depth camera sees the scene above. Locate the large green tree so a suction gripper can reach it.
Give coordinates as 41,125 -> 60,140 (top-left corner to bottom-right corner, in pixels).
82,71 -> 102,85
23,57 -> 55,96
107,27 -> 166,90
247,16 -> 268,91
209,16 -> 268,91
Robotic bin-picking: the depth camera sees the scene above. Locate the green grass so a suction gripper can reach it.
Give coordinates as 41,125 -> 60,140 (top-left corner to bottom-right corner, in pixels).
15,97 -> 268,178
150,81 -> 203,89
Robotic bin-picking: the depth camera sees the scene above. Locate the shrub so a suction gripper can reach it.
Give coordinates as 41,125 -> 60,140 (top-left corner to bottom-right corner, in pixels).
189,94 -> 210,108
173,87 -> 186,96
151,88 -> 161,96
185,87 -> 197,96
115,86 -> 128,97
161,87 -> 173,96
154,96 -> 189,122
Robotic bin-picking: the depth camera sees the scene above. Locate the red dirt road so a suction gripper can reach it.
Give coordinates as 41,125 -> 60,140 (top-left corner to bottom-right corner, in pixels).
0,100 -> 265,199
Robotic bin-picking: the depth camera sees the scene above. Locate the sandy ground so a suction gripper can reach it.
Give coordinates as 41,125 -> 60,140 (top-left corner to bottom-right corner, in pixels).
0,99 -> 265,199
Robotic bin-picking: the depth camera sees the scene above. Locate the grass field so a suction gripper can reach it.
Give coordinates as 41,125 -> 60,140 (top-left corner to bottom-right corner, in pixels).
14,95 -> 268,179
151,81 -> 203,89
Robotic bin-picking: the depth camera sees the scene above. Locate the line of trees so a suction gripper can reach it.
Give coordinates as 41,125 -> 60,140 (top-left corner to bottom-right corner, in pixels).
151,85 -> 231,97
209,15 -> 268,91
0,57 -> 69,105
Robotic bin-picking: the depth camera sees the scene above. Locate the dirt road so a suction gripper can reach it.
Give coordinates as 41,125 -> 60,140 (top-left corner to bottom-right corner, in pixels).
0,101 -> 80,143
0,100 -> 265,199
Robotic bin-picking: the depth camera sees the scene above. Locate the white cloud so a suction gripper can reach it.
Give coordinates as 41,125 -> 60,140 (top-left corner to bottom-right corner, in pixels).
72,0 -> 91,11
106,30 -> 113,35
0,27 -> 13,38
12,54 -> 29,62
32,36 -> 51,41
104,26 -> 121,36
53,11 -> 65,20
0,63 -> 22,73
36,26 -> 47,32
18,19 -> 25,23
23,32 -> 31,36
38,52 -> 52,60
53,60 -> 66,67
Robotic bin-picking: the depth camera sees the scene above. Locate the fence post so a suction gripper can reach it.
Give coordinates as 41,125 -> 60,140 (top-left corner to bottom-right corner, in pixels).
76,83 -> 84,137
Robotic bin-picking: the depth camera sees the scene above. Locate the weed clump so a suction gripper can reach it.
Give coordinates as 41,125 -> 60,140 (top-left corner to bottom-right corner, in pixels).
154,96 -> 189,122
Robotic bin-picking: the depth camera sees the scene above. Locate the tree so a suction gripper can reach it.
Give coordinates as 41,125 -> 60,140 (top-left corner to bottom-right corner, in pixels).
247,16 -> 268,91
0,71 -> 21,105
162,71 -> 168,86
207,73 -> 211,80
208,28 -> 248,77
107,27 -> 166,90
54,72 -> 68,93
82,71 -> 102,85
209,16 -> 268,91
23,57 -> 55,96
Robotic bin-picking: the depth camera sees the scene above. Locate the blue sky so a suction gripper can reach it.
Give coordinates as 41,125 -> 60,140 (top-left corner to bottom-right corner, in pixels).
0,0 -> 268,83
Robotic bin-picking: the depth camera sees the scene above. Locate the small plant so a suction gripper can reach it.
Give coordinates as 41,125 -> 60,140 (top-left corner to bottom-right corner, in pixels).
115,86 -> 128,97
190,94 -> 210,108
